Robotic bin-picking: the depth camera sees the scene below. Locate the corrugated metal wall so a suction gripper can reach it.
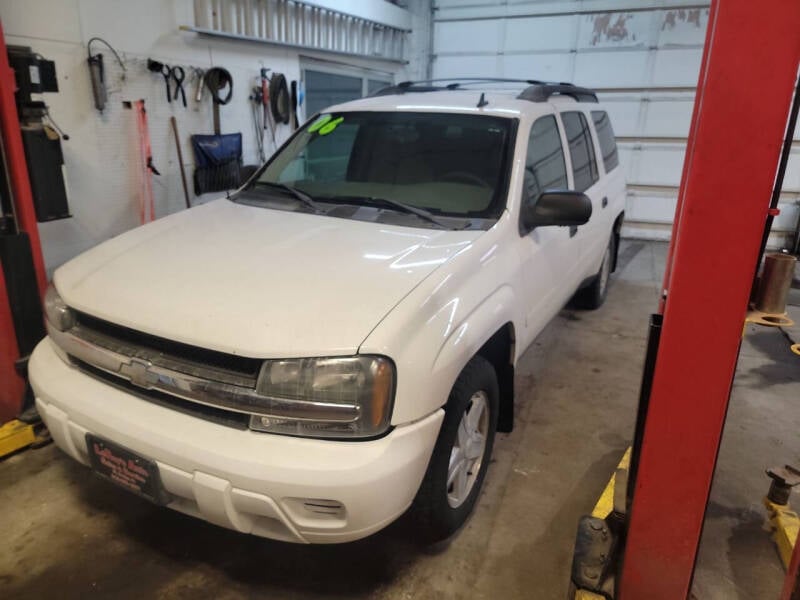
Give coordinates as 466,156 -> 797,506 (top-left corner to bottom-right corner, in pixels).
432,0 -> 800,247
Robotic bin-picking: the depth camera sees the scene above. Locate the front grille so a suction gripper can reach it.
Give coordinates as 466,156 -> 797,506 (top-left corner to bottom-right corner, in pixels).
74,358 -> 250,430
75,311 -> 262,387
56,313 -> 336,432
65,311 -> 265,429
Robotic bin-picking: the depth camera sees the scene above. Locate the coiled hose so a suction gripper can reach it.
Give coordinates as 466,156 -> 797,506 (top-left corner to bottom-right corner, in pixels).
269,73 -> 291,125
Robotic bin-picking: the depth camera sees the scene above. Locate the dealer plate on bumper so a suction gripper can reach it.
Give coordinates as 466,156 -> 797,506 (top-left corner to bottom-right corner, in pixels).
86,434 -> 169,505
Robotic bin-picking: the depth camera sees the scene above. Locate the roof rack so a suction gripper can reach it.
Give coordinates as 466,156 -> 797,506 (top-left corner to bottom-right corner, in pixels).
517,83 -> 598,103
372,78 -> 598,103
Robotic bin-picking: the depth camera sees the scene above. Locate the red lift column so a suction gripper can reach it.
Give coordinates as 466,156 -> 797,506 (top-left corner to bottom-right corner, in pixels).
0,20 -> 48,421
0,267 -> 23,423
618,1 -> 800,598
0,21 -> 46,296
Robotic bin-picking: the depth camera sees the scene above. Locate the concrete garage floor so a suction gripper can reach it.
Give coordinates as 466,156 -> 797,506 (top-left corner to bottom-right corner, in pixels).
1,240 -> 798,600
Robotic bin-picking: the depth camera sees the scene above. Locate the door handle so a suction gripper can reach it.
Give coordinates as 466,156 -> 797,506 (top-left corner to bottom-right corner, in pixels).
601,196 -> 608,208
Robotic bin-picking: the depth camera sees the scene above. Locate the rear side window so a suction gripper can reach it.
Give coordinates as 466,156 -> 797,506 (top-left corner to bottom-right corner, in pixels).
524,115 -> 568,200
591,111 -> 619,172
561,112 -> 599,192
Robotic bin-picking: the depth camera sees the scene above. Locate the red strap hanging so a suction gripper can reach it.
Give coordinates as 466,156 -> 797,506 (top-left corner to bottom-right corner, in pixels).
133,100 -> 157,224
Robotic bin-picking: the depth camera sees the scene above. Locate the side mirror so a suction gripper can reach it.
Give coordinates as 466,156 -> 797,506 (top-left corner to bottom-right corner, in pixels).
522,191 -> 592,230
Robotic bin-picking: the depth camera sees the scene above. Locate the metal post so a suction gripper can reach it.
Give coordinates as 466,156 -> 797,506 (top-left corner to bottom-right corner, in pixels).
782,539 -> 800,600
618,1 -> 800,598
0,20 -> 46,422
0,264 -> 24,423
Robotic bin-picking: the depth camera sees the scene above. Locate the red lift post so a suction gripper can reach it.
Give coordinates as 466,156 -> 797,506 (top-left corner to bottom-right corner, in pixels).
783,541 -> 800,600
0,20 -> 47,422
0,22 -> 46,296
0,267 -> 22,423
619,1 -> 800,598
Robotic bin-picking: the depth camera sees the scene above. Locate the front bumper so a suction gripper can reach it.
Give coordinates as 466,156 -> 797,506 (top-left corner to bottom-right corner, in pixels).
30,338 -> 444,543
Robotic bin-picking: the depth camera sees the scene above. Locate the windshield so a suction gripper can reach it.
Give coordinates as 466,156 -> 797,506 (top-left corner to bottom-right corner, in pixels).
250,111 -> 514,221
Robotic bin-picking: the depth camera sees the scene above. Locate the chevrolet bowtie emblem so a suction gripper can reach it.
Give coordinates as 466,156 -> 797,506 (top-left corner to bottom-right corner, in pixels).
120,358 -> 157,389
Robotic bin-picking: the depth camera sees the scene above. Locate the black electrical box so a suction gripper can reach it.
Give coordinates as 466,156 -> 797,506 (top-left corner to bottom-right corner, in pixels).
7,46 -> 58,97
20,126 -> 70,221
7,45 -> 70,223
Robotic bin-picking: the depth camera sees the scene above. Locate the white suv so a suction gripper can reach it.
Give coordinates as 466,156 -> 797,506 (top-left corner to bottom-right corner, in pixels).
31,80 -> 625,544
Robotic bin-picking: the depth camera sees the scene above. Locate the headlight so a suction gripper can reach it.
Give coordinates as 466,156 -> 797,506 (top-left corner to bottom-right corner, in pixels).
250,356 -> 394,439
44,283 -> 76,332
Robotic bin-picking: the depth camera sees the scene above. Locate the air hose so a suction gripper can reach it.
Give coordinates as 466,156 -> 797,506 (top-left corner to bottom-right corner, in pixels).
269,73 -> 291,124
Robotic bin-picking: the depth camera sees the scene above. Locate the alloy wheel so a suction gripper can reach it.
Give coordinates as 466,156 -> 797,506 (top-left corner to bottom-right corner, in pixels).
447,391 -> 489,508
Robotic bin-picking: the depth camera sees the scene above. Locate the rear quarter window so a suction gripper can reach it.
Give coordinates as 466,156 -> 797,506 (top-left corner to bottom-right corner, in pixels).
561,112 -> 599,193
591,111 -> 619,173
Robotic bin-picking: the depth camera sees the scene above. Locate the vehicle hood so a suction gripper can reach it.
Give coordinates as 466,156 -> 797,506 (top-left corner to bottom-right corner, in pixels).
54,199 -> 481,357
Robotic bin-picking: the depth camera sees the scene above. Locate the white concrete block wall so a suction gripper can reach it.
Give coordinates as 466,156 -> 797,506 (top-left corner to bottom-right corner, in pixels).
0,0 -> 428,272
432,0 -> 800,248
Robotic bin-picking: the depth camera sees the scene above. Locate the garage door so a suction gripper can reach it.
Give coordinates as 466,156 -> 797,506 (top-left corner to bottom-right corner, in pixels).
432,0 -> 799,247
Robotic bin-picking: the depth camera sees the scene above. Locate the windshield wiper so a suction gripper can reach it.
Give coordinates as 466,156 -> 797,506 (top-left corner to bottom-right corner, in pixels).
320,195 -> 469,230
252,181 -> 323,213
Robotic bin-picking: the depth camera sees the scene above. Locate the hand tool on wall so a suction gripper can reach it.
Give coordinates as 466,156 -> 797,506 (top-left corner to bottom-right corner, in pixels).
171,66 -> 187,107
87,37 -> 126,112
170,116 -> 191,209
290,80 -> 299,130
146,60 -> 187,108
193,68 -> 206,104
249,84 -> 266,163
42,107 -> 69,140
260,67 -> 276,148
204,66 -> 233,135
147,59 -> 171,103
261,67 -> 269,121
297,80 -> 305,124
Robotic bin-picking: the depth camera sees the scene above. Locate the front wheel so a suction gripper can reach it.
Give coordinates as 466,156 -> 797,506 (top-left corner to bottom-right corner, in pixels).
573,235 -> 615,310
411,355 -> 499,542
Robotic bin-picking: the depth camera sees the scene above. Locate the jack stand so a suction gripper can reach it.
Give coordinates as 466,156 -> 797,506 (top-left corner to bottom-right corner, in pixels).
765,466 -> 800,569
570,448 -> 631,598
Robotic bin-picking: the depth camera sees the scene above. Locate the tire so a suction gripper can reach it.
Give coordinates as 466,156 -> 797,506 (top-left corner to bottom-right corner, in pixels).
411,355 -> 499,542
573,234 -> 615,310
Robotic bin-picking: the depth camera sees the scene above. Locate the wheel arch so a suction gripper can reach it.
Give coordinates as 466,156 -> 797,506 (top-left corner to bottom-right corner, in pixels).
428,285 -> 518,431
612,211 -> 625,272
476,322 -> 516,433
